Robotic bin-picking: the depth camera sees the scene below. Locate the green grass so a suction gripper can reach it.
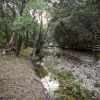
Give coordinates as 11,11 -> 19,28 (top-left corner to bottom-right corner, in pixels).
33,64 -> 48,78
20,47 -> 32,58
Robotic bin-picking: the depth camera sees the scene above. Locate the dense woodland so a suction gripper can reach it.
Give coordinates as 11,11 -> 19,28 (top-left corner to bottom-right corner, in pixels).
0,0 -> 100,100
0,0 -> 100,57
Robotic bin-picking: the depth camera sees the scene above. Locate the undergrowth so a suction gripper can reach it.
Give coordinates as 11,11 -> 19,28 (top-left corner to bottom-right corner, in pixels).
48,68 -> 94,100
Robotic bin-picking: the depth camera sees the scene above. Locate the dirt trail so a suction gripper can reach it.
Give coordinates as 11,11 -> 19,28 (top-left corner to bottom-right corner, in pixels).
0,55 -> 51,100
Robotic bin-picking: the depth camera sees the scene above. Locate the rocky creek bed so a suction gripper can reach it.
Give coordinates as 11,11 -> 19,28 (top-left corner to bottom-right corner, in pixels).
42,55 -> 100,99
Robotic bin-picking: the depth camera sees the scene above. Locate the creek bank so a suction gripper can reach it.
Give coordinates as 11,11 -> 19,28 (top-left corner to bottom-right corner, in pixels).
57,48 -> 100,63
42,55 -> 100,99
23,47 -> 100,99
33,62 -> 59,96
33,59 -> 97,100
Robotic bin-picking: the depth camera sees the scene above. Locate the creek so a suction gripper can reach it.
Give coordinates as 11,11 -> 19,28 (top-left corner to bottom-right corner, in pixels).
34,48 -> 100,99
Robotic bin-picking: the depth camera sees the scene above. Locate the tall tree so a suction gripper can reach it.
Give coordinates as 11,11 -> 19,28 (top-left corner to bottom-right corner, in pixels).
12,0 -> 49,57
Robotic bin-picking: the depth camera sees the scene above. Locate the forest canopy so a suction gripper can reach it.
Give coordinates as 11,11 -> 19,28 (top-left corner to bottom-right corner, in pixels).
51,0 -> 100,51
0,0 -> 100,57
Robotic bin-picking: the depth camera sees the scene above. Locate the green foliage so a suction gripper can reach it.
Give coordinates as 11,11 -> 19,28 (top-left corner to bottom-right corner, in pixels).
34,64 -> 48,78
85,0 -> 97,5
20,47 -> 32,58
51,0 -> 100,50
51,70 -> 93,100
0,31 -> 6,47
28,0 -> 48,10
51,0 -> 72,21
13,0 -> 49,31
12,5 -> 35,32
57,71 -> 74,81
0,0 -> 14,47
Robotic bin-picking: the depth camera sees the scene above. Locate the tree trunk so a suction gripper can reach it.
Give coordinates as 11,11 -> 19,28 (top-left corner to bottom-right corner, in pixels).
32,47 -> 36,60
25,31 -> 28,48
9,32 -> 16,47
19,0 -> 25,16
4,23 -> 10,43
15,34 -> 22,56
